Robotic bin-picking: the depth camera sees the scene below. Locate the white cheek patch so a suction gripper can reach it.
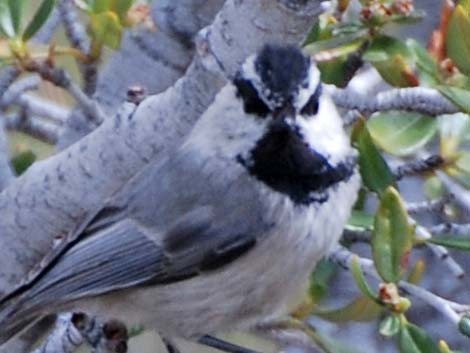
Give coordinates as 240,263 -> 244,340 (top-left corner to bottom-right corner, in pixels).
294,63 -> 321,110
296,94 -> 353,166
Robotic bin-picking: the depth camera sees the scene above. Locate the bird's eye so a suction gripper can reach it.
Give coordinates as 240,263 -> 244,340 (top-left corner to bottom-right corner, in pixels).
300,84 -> 322,116
233,75 -> 270,118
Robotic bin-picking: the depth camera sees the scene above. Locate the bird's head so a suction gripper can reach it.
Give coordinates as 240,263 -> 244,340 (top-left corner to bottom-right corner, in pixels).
191,44 -> 357,205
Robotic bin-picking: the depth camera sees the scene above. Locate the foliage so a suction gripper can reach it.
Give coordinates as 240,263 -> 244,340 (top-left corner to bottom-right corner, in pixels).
305,1 -> 470,352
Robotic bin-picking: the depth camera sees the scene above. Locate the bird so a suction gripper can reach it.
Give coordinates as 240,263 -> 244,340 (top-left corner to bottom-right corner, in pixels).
0,44 -> 360,346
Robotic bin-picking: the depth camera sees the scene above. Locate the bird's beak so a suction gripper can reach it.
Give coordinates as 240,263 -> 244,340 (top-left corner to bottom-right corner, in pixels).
272,103 -> 295,121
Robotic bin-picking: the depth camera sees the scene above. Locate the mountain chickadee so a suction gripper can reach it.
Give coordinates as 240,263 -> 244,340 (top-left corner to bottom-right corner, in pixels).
0,44 -> 360,344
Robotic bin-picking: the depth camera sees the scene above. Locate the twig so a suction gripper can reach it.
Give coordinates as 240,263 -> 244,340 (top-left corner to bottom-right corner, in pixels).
5,113 -> 60,144
437,171 -> 470,214
29,63 -> 105,125
330,246 -> 470,327
430,223 -> 470,236
342,110 -> 362,126
414,225 -> 465,278
342,228 -> 371,243
58,0 -> 97,95
0,66 -> 21,97
0,75 -> 68,124
329,86 -> 458,116
393,155 -> 445,180
58,0 -> 89,52
0,76 -> 41,108
406,197 -> 450,215
14,95 -> 69,124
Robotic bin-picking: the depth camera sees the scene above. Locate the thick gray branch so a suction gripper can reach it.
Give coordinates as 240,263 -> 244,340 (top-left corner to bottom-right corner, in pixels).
58,0 -> 226,148
0,0 -> 322,299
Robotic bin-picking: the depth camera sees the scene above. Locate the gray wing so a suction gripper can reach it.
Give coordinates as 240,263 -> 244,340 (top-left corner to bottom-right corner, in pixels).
1,148 -> 268,324
1,206 -> 258,318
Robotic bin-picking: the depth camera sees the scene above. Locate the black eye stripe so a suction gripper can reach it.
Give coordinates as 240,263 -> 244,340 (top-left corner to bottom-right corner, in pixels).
233,74 -> 270,118
300,83 -> 322,116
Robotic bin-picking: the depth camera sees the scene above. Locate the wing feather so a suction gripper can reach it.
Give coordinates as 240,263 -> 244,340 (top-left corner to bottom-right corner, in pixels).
14,219 -> 164,313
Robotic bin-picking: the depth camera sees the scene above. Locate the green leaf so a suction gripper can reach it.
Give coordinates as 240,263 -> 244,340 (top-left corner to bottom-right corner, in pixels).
317,57 -> 360,88
303,13 -> 335,45
437,86 -> 470,114
0,0 -> 15,37
406,39 -> 440,84
379,315 -> 401,337
351,118 -> 396,195
111,0 -> 133,20
309,259 -> 337,303
304,31 -> 367,88
92,0 -> 112,12
351,255 -> 379,302
446,5 -> 470,76
346,210 -> 374,231
364,36 -> 418,87
304,32 -> 367,54
372,187 -> 413,283
428,236 -> 470,251
314,296 -> 382,322
90,11 -> 122,49
367,112 -> 437,157
374,54 -> 419,87
399,323 -> 441,353
364,36 -> 412,63
7,0 -> 23,35
22,0 -> 56,41
10,150 -> 36,175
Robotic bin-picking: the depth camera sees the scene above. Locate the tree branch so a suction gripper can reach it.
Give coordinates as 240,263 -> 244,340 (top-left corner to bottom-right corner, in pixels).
406,197 -> 450,215
392,155 -> 445,180
59,0 -> 225,148
330,247 -> 470,328
329,86 -> 458,116
430,223 -> 470,236
57,0 -> 97,96
414,225 -> 465,278
5,113 -> 60,144
29,63 -> 105,125
437,171 -> 470,214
